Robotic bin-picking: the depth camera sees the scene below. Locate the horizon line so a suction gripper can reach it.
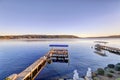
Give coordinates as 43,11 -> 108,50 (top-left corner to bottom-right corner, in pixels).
0,34 -> 120,38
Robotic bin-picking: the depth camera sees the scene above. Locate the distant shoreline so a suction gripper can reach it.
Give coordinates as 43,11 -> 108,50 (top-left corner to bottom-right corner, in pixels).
0,35 -> 120,40
0,35 -> 79,40
84,35 -> 120,39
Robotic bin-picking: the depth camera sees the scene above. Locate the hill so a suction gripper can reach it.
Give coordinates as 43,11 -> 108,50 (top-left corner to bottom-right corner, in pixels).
0,35 -> 79,39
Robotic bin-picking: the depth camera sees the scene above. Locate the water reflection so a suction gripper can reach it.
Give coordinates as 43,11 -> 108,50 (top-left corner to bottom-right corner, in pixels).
51,58 -> 69,63
48,48 -> 69,64
94,50 -> 107,57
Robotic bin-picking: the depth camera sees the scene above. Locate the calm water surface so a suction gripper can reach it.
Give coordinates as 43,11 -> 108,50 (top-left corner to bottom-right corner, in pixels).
0,38 -> 120,80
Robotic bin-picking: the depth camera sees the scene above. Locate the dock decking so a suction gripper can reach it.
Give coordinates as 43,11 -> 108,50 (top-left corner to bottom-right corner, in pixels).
49,49 -> 69,63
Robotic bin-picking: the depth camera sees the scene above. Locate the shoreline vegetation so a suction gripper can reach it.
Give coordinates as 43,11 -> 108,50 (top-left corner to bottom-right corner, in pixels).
0,35 -> 120,40
92,63 -> 120,80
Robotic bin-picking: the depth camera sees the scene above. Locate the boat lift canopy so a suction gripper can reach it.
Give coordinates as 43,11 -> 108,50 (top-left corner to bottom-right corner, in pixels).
49,44 -> 69,47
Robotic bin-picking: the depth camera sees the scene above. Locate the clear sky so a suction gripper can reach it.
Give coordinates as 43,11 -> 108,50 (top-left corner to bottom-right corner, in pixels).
0,0 -> 120,37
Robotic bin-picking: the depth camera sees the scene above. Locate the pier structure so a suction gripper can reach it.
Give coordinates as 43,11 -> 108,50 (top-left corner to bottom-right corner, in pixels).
95,44 -> 120,54
6,45 -> 69,80
49,48 -> 69,63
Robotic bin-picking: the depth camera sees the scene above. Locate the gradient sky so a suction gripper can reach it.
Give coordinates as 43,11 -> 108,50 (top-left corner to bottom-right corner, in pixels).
0,0 -> 120,37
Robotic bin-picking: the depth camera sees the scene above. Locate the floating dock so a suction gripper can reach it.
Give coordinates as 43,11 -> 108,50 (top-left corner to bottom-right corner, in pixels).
95,44 -> 120,54
49,49 -> 69,63
6,45 -> 69,80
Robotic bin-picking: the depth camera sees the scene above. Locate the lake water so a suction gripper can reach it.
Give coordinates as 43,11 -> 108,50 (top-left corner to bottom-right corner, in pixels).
0,38 -> 120,80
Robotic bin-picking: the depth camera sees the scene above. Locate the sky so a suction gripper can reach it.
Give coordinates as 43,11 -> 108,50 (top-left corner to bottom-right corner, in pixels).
0,0 -> 120,37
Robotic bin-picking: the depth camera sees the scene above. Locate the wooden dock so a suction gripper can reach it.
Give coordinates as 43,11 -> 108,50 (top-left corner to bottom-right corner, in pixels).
6,48 -> 68,80
49,49 -> 69,63
95,44 -> 120,54
49,49 -> 68,58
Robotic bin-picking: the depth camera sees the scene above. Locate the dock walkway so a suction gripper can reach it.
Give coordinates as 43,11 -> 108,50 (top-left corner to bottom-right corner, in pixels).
6,48 -> 68,80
